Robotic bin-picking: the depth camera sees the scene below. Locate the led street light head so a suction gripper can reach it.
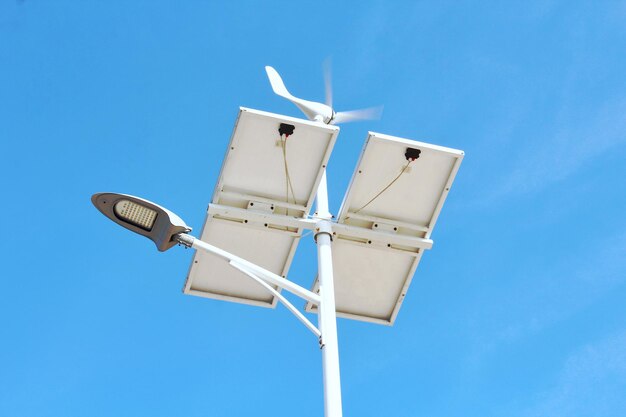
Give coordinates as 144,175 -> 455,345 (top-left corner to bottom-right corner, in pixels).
91,192 -> 192,252
114,199 -> 158,231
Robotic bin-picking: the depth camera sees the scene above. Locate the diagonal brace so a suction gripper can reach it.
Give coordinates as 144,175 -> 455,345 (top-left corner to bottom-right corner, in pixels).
230,261 -> 321,339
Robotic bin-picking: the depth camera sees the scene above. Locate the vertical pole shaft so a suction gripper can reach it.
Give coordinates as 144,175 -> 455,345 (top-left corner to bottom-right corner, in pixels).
315,170 -> 343,417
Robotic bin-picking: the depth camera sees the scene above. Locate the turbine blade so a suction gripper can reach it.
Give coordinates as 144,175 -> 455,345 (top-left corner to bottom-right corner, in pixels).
265,66 -> 294,100
332,106 -> 383,124
265,65 -> 333,122
323,58 -> 333,107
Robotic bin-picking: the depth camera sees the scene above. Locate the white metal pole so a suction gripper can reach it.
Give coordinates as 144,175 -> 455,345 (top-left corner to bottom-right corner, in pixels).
315,170 -> 343,417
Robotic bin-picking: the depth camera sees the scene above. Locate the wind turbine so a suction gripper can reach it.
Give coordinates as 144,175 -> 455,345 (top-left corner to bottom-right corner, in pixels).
265,65 -> 382,125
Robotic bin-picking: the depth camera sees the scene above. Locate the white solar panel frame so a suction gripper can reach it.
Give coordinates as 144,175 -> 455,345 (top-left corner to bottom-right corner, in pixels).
306,132 -> 464,324
185,108 -> 339,308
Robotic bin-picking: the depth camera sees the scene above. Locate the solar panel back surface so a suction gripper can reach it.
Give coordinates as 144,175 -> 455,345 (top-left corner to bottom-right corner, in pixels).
185,108 -> 339,307
306,132 -> 464,324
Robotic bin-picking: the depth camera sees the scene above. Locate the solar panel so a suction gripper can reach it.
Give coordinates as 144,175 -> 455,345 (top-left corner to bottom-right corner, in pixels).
185,108 -> 339,307
305,132 -> 464,324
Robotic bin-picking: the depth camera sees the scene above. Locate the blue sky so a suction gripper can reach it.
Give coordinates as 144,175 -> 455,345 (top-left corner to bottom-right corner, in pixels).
2,2 -> 626,416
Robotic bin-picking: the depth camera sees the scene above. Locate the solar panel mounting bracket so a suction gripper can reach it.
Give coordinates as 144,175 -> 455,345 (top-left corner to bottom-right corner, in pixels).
207,203 -> 434,252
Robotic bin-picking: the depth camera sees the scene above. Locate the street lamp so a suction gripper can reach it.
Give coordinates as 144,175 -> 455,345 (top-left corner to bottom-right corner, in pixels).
92,191 -> 324,336
92,108 -> 463,417
91,192 -> 192,252
92,190 -> 342,415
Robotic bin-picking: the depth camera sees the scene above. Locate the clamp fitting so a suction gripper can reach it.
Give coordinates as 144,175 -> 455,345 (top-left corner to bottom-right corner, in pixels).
314,220 -> 333,243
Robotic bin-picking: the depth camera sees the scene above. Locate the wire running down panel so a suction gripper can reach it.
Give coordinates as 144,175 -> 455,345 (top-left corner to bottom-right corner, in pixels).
185,108 -> 339,308
306,132 -> 464,324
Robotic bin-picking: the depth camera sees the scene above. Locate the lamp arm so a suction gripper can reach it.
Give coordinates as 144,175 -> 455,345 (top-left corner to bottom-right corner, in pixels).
229,261 -> 321,340
174,234 -> 321,306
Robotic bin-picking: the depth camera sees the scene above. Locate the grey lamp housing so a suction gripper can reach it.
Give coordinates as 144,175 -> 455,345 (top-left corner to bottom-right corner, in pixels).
92,192 -> 192,252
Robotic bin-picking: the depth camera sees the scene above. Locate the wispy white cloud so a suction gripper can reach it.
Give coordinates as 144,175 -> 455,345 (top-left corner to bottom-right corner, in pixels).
522,330 -> 626,417
466,229 -> 626,361
468,1 -> 626,206
475,97 -> 626,205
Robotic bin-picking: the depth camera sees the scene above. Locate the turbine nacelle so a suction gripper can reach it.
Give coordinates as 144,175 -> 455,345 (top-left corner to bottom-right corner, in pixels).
265,65 -> 381,125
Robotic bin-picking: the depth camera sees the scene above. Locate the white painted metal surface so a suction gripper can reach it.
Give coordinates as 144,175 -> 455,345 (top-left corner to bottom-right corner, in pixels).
186,234 -> 320,305
306,132 -> 464,324
185,108 -> 338,307
315,172 -> 343,417
229,261 -> 321,339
